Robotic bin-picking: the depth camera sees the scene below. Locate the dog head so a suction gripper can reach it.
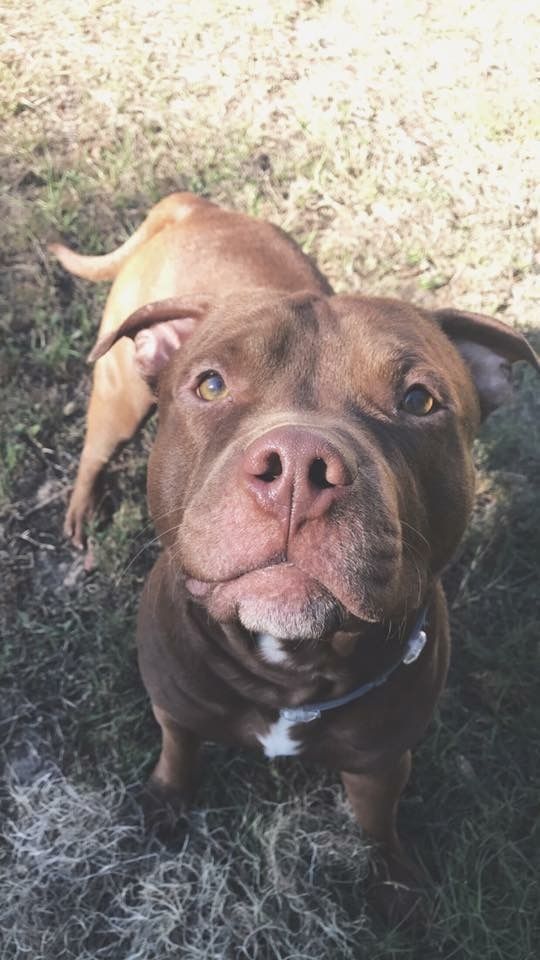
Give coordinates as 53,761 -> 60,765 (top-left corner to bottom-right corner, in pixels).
92,291 -> 538,640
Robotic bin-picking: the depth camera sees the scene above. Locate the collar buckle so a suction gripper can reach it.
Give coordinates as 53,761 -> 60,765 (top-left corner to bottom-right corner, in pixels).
402,628 -> 427,665
281,707 -> 321,723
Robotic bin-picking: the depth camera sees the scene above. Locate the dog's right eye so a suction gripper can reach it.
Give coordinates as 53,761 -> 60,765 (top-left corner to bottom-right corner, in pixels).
401,385 -> 436,416
196,371 -> 229,402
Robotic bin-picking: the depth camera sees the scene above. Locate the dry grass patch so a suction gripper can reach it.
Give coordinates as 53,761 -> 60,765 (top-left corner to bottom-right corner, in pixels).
1,750 -> 375,959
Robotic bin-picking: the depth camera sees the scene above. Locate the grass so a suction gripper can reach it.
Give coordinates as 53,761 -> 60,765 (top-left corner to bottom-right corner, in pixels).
1,1 -> 539,957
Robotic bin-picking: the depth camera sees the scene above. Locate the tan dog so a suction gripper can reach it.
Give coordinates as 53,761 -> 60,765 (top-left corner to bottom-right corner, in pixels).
53,195 -> 538,923
51,193 -> 331,547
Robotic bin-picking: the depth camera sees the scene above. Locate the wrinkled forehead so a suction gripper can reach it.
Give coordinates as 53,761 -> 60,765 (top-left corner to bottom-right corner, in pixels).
187,292 -> 329,355
325,295 -> 457,378
174,292 -> 458,391
170,293 -> 326,385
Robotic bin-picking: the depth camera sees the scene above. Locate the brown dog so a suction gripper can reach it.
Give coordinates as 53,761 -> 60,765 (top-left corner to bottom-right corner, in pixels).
53,194 -> 538,922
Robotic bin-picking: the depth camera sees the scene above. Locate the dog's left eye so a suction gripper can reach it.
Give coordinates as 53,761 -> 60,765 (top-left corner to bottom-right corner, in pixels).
401,385 -> 435,416
196,371 -> 229,402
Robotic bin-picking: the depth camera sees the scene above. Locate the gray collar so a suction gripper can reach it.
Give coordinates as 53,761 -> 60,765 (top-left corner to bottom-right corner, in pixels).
280,607 -> 428,724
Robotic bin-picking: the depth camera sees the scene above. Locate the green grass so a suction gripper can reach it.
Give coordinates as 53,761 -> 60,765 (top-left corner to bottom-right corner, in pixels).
1,2 -> 539,958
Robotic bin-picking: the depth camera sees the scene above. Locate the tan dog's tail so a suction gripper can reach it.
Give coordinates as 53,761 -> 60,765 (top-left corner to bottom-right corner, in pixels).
49,192 -> 205,282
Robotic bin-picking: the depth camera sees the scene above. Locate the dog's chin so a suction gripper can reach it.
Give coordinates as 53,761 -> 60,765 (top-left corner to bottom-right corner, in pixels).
236,594 -> 344,640
185,563 -> 346,640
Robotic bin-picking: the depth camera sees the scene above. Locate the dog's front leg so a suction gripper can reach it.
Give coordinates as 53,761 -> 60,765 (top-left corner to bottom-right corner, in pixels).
140,704 -> 200,836
341,752 -> 426,926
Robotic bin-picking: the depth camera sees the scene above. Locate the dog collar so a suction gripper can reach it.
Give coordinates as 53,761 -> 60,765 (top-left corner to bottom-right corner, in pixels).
280,607 -> 428,724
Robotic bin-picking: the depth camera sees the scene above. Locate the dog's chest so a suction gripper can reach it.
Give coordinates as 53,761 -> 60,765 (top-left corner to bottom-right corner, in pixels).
254,632 -> 304,757
256,712 -> 303,758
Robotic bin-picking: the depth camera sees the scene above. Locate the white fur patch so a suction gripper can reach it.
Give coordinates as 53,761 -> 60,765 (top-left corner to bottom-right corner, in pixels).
257,714 -> 303,758
257,633 -> 288,664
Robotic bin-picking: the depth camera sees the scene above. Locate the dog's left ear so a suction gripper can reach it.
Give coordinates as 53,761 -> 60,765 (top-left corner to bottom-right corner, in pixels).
88,296 -> 214,384
433,308 -> 539,417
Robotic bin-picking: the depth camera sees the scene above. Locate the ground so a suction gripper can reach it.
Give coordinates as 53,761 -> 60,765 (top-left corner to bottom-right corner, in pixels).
0,1 -> 539,957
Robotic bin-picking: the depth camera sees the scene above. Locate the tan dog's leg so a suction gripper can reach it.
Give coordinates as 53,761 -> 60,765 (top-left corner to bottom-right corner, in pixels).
56,194 -> 206,547
341,753 -> 425,925
64,342 -> 154,547
141,705 -> 201,830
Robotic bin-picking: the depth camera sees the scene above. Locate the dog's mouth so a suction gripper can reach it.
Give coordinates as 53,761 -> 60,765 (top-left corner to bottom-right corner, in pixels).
185,561 -> 370,640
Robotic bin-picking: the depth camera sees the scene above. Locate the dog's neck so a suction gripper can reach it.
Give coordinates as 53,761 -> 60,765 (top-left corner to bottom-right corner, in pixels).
200,600 -> 433,711
273,607 -> 428,723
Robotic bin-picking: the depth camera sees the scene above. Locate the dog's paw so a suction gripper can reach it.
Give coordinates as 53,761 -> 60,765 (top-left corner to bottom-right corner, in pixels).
368,851 -> 430,931
369,876 -> 428,931
136,777 -> 190,845
64,492 -> 93,550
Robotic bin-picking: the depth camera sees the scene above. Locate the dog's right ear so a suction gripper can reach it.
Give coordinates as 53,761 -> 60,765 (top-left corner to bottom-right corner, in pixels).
433,307 -> 539,417
88,296 -> 214,382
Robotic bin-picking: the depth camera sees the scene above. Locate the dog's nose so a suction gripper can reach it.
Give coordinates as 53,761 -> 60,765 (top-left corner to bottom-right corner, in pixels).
242,426 -> 354,529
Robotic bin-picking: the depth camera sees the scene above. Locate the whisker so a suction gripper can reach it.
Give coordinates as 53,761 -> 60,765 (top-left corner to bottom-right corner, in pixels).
400,541 -> 425,611
400,519 -> 430,550
401,536 -> 427,562
117,521 -> 182,582
124,506 -> 180,545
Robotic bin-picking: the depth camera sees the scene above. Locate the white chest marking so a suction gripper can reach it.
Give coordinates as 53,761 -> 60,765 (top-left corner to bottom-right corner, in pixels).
257,632 -> 288,665
257,714 -> 303,758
